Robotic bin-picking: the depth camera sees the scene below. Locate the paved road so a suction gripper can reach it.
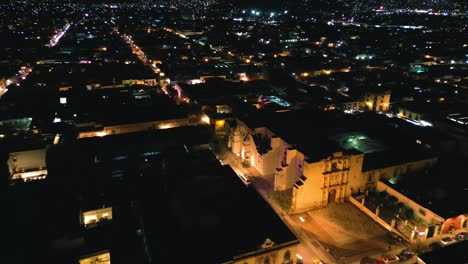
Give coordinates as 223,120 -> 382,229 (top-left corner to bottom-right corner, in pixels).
222,150 -> 335,264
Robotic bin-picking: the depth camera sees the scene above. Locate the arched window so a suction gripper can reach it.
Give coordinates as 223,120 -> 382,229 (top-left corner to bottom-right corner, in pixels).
283,250 -> 291,263
331,162 -> 338,170
264,256 -> 270,264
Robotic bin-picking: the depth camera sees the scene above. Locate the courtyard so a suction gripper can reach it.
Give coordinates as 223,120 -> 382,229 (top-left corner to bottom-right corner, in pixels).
296,203 -> 404,263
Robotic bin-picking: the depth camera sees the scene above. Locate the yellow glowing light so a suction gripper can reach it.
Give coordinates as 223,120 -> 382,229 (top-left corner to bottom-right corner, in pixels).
245,59 -> 251,63
215,120 -> 225,127
159,124 -> 172,129
301,72 -> 309,77
96,131 -> 107,137
240,76 -> 249,81
323,70 -> 332,75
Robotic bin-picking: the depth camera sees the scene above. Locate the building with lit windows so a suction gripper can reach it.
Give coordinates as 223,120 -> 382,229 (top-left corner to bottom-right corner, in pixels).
342,90 -> 391,113
2,134 -> 48,182
79,251 -> 111,264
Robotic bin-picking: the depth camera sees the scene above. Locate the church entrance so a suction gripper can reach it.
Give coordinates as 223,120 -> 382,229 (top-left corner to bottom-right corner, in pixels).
328,189 -> 337,204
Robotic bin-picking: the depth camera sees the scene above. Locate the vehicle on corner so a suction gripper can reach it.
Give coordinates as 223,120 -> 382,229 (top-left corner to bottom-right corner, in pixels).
397,249 -> 415,261
238,173 -> 252,186
381,254 -> 399,264
439,236 -> 457,246
456,232 -> 468,241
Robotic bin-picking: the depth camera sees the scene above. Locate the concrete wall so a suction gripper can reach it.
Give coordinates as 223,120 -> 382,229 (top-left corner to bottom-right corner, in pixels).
376,181 -> 444,226
349,195 -> 394,233
230,242 -> 299,264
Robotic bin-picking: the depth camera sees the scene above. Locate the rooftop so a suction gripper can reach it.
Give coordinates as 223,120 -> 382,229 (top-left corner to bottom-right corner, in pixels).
330,132 -> 387,154
362,146 -> 436,172
142,148 -> 298,263
383,155 -> 468,218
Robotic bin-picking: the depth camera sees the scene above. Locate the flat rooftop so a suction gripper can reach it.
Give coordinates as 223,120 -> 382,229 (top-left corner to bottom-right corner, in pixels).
330,132 -> 387,154
66,88 -> 187,126
142,148 -> 298,263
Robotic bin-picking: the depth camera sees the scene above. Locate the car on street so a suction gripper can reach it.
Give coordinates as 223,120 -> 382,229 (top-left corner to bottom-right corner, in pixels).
440,236 -> 457,246
238,173 -> 252,186
398,249 -> 415,261
381,254 -> 399,263
456,232 -> 468,241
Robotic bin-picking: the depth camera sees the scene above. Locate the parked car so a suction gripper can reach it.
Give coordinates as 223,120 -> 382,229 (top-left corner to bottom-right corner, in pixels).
456,232 -> 468,241
440,236 -> 457,246
398,249 -> 415,261
238,173 -> 252,186
381,254 -> 399,263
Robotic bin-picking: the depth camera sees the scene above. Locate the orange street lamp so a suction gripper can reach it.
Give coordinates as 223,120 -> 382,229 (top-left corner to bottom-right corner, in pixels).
299,216 -> 305,236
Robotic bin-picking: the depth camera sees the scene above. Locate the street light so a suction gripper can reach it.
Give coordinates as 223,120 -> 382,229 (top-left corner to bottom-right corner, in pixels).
296,254 -> 303,264
299,216 -> 305,236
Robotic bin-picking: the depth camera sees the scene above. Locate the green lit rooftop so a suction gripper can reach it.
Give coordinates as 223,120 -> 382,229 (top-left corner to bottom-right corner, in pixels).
330,132 -> 387,154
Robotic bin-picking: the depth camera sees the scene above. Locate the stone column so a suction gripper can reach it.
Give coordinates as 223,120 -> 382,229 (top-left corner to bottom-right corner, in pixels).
423,227 -> 429,240
410,229 -> 415,243
434,224 -> 440,237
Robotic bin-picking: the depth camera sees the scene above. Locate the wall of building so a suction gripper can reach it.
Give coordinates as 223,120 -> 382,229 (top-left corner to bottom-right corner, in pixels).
398,107 -> 421,121
291,152 -> 364,212
363,91 -> 391,112
292,161 -> 326,211
346,153 -> 366,194
362,158 -> 438,184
